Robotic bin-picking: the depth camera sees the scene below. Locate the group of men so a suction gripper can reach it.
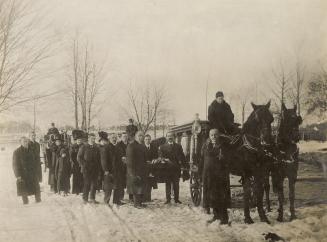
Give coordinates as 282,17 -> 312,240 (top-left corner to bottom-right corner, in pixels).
12,90 -> 235,224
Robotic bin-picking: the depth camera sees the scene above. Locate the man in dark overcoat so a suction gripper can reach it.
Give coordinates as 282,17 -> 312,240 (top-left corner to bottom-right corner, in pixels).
126,131 -> 147,208
77,133 -> 101,204
126,119 -> 138,140
54,136 -> 71,195
208,91 -> 235,134
70,130 -> 84,195
158,132 -> 186,204
116,132 -> 128,200
99,131 -> 116,205
29,131 -> 42,183
199,129 -> 229,224
13,137 -> 41,204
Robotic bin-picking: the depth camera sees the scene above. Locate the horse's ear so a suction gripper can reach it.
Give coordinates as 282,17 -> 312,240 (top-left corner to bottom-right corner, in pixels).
251,102 -> 257,110
293,104 -> 297,112
266,100 -> 271,109
297,116 -> 303,125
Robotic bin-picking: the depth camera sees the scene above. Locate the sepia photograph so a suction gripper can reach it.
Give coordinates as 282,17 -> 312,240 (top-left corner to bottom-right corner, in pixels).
0,0 -> 326,241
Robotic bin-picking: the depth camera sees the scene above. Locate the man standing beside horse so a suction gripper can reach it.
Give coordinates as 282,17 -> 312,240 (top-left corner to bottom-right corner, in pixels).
200,129 -> 229,224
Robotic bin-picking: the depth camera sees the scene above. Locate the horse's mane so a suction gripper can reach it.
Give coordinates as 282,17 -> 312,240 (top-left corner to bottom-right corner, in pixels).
242,109 -> 258,132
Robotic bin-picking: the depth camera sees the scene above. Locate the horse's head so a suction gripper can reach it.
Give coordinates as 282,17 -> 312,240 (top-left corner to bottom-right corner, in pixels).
248,101 -> 274,145
280,103 -> 302,143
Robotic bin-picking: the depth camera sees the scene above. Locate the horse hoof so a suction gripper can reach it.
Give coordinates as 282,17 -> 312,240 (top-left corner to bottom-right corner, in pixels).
277,216 -> 283,222
261,217 -> 271,224
244,217 -> 254,224
290,215 -> 297,221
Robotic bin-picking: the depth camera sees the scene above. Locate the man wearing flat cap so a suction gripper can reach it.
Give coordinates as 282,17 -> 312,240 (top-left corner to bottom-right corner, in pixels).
208,91 -> 235,134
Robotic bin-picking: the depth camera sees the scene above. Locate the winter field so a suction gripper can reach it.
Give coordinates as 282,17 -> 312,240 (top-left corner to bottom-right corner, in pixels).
0,141 -> 326,242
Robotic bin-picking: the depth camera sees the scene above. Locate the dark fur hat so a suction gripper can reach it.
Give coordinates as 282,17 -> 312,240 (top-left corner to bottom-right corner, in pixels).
72,130 -> 84,140
98,131 -> 108,142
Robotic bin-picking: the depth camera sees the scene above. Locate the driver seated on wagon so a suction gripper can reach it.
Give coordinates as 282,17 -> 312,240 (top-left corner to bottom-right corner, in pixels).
208,91 -> 239,135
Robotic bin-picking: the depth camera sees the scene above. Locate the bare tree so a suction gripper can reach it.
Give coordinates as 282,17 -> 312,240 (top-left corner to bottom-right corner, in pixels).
125,82 -> 167,134
67,36 -> 105,132
269,60 -> 292,111
0,0 -> 51,113
290,60 -> 306,116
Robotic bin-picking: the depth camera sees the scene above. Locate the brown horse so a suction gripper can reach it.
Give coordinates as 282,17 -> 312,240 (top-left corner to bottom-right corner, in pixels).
225,101 -> 274,224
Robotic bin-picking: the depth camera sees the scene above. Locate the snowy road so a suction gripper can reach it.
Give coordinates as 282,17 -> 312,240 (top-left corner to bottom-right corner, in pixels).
0,143 -> 326,242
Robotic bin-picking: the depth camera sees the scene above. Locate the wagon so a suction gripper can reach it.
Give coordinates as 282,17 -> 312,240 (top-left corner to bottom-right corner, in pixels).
168,115 -> 210,206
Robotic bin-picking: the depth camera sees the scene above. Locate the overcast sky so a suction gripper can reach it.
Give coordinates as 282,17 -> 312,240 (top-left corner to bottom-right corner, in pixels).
3,0 -> 327,131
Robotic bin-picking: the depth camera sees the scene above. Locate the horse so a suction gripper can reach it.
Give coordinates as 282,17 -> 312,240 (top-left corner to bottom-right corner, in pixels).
269,103 -> 302,222
224,101 -> 274,224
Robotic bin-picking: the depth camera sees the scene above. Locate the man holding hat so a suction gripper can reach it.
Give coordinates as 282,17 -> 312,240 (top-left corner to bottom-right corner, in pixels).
77,133 -> 101,204
70,130 -> 84,195
208,91 -> 235,134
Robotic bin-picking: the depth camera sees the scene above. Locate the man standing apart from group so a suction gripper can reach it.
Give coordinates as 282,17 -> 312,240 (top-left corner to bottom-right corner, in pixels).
159,132 -> 186,204
126,131 -> 147,208
13,137 -> 41,204
77,133 -> 101,204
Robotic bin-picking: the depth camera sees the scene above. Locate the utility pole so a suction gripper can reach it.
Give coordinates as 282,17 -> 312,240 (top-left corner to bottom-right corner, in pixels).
33,97 -> 36,132
205,78 -> 208,119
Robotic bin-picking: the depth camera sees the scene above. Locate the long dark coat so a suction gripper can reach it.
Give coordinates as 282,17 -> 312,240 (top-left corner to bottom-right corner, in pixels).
99,144 -> 115,190
126,141 -> 147,195
13,146 -> 40,196
208,100 -> 234,134
115,141 -> 128,189
70,144 -> 84,194
55,145 -> 71,192
77,144 -> 101,179
200,139 -> 229,209
158,142 -> 186,178
29,141 -> 42,182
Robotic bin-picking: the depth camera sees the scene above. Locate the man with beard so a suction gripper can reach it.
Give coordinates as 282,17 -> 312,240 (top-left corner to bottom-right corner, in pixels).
116,132 -> 128,201
13,137 -> 41,204
55,136 -> 71,196
70,130 -> 84,195
28,131 -> 42,183
199,129 -> 229,224
159,132 -> 186,204
77,133 -> 101,204
126,131 -> 147,208
208,91 -> 235,134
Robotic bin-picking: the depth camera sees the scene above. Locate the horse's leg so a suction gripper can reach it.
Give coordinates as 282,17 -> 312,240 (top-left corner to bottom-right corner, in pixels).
255,176 -> 270,224
264,174 -> 272,212
277,178 -> 284,222
243,177 -> 254,224
289,177 -> 297,221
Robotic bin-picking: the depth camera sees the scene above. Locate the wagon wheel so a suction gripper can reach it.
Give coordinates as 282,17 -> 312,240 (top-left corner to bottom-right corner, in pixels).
190,169 -> 202,206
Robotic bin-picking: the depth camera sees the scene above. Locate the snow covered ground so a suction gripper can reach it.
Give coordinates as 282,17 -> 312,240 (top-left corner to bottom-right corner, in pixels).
0,142 -> 326,242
